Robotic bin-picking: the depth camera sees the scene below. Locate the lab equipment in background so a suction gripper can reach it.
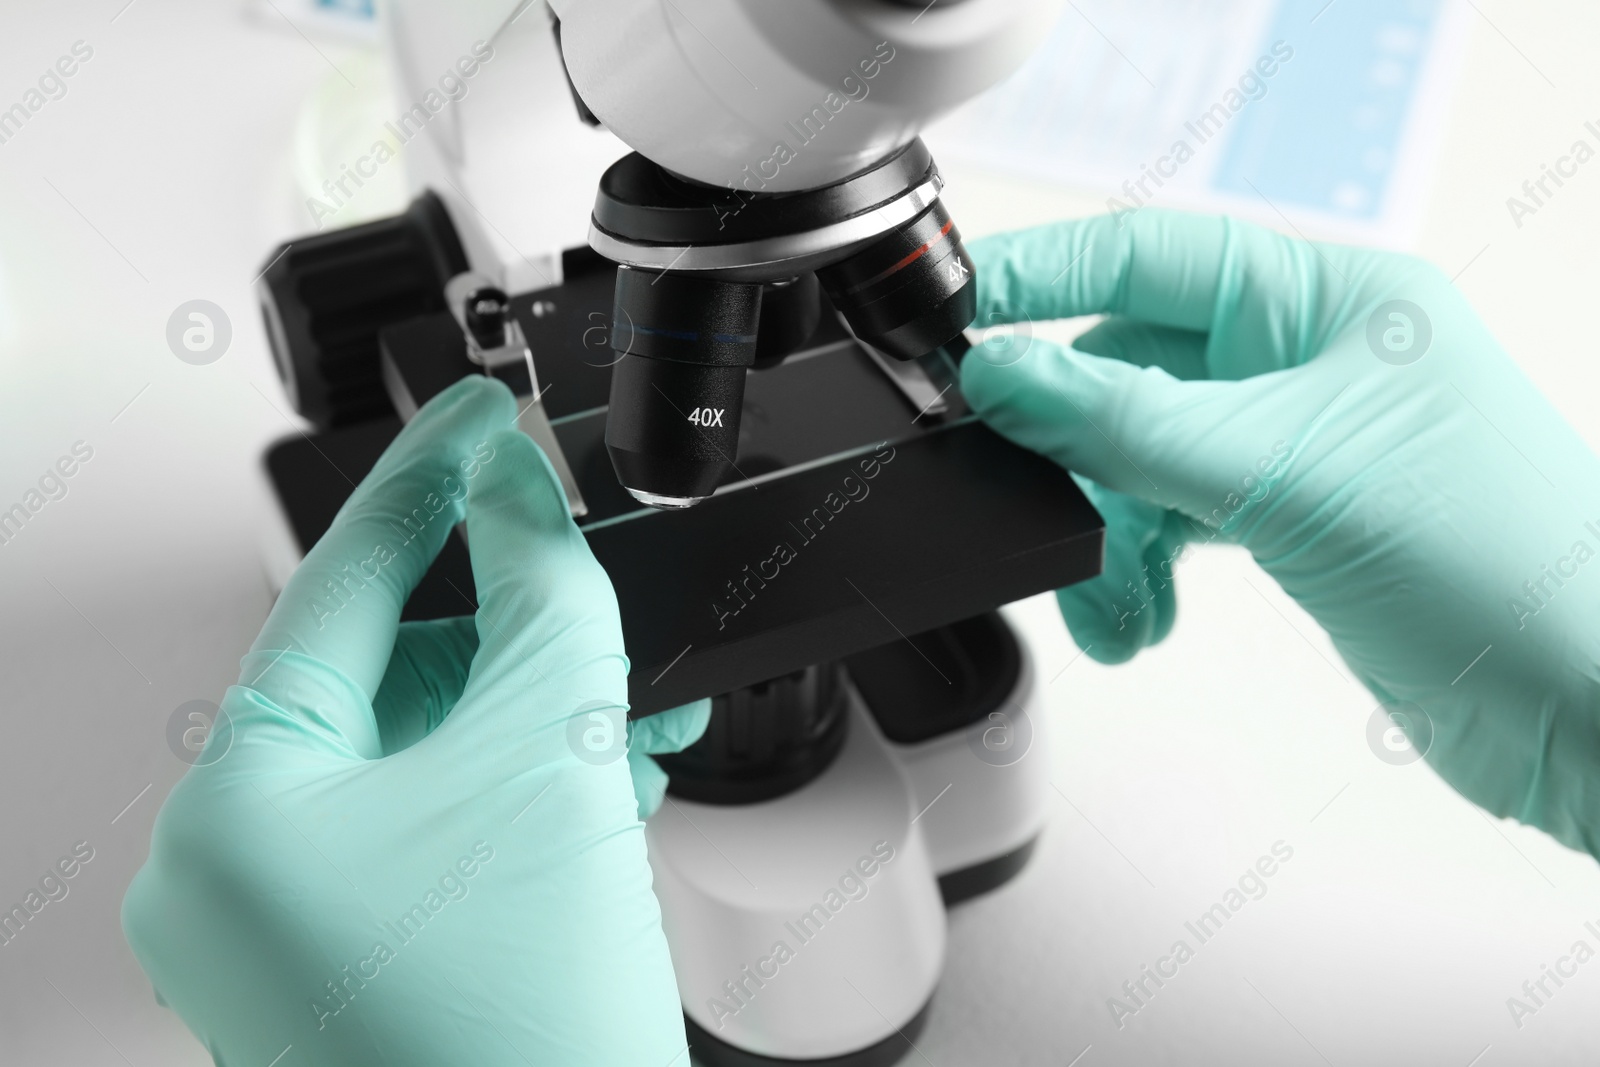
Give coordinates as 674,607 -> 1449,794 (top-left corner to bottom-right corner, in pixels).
927,0 -> 1472,248
245,0 -> 379,43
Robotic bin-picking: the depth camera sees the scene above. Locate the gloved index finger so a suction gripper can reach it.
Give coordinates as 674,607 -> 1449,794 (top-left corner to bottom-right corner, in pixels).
972,209 -> 1330,338
245,376 -> 516,748
444,427 -> 631,748
971,210 -> 1228,333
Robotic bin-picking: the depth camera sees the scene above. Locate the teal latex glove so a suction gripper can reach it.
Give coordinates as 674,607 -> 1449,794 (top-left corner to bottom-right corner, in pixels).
123,376 -> 708,1066
964,210 -> 1600,856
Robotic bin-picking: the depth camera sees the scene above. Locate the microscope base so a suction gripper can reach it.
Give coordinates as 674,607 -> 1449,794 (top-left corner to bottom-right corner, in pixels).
646,620 -> 1049,1064
683,999 -> 935,1067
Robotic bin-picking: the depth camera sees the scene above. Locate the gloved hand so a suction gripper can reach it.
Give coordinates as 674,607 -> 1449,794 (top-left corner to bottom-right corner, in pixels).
963,210 -> 1600,856
122,376 -> 708,1066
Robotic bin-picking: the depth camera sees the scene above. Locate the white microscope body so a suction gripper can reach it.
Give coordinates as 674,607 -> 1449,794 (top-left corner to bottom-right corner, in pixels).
648,642 -> 1051,1061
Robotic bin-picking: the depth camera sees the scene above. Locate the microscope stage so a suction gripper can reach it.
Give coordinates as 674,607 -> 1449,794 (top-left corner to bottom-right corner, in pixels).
264,250 -> 1103,714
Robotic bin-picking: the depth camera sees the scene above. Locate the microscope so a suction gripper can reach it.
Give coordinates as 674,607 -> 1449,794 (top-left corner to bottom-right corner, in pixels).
256,2 -> 1096,1062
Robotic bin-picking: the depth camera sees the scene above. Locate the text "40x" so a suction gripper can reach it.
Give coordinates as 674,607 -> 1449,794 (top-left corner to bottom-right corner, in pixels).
688,407 -> 725,427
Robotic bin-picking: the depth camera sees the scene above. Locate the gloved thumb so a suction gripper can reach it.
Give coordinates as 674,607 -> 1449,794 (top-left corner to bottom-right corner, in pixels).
1054,481 -> 1187,664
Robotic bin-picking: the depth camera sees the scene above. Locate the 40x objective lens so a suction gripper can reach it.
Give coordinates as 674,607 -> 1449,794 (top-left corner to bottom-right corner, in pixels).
604,266 -> 763,508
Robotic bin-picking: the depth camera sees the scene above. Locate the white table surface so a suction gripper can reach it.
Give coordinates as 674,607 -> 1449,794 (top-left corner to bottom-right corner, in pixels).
2,3 -> 1599,1065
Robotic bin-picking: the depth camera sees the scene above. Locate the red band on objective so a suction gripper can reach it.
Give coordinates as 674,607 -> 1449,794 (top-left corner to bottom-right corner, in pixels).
842,218 -> 956,295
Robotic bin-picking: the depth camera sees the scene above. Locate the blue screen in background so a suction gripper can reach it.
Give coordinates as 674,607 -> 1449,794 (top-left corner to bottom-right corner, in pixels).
316,0 -> 375,17
1211,0 -> 1441,219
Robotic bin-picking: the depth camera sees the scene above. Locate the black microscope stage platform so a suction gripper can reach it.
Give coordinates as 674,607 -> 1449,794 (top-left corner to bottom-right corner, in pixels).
264,251 -> 1103,715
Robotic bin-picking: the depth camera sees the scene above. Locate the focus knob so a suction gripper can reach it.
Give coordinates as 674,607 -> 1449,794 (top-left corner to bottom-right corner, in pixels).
257,191 -> 468,429
656,663 -> 850,805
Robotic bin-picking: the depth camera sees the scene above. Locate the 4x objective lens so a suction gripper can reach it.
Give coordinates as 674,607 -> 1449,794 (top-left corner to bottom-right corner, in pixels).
816,200 -> 976,361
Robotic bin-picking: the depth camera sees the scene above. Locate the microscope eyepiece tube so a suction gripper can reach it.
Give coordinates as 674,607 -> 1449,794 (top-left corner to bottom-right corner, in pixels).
604,266 -> 763,509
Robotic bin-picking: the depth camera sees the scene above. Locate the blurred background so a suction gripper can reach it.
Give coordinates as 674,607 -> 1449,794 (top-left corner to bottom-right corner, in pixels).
2,0 -> 1599,1063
